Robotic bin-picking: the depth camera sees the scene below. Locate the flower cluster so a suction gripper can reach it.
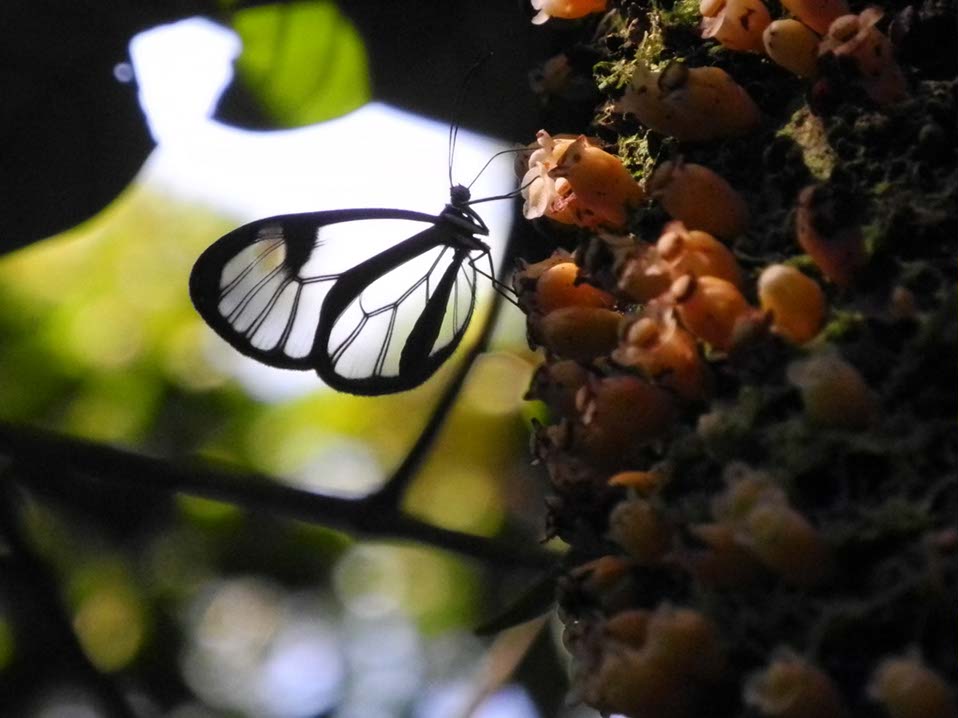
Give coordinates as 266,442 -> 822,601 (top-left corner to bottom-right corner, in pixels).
696,0 -> 908,105
514,0 -> 954,715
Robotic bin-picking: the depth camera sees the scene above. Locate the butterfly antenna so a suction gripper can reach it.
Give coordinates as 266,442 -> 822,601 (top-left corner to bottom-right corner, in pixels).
466,147 -> 529,190
465,176 -> 536,207
448,51 -> 493,188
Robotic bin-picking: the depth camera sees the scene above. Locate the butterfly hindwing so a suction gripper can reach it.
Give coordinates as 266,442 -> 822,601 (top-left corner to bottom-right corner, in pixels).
189,208 -> 486,393
314,224 -> 480,394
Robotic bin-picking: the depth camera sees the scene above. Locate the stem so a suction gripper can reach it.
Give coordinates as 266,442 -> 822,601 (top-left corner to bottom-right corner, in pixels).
368,211 -> 517,510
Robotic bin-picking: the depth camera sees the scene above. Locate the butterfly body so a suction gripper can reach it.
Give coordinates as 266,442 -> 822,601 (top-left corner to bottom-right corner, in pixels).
190,190 -> 493,395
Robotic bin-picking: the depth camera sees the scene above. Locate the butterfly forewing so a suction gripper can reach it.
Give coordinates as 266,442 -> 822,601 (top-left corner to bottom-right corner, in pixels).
190,208 -> 487,393
190,209 -> 444,370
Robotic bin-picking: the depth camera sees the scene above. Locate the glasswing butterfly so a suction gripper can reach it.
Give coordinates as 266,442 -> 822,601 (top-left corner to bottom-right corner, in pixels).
188,188 -> 500,395
189,53 -> 526,395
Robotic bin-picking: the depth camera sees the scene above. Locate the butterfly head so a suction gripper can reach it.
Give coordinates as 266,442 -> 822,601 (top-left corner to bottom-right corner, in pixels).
450,184 -> 472,208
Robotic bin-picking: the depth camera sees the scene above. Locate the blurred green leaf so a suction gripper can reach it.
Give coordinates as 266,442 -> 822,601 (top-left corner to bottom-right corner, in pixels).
215,0 -> 370,129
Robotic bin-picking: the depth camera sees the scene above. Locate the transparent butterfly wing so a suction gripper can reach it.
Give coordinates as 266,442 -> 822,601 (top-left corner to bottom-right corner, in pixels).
189,208 -> 485,394
314,230 -> 480,394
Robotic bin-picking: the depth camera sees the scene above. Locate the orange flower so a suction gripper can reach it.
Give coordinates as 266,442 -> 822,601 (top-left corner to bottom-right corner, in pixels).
549,136 -> 646,227
617,62 -> 761,142
819,9 -> 908,106
700,0 -> 771,52
531,0 -> 607,24
521,131 -> 644,228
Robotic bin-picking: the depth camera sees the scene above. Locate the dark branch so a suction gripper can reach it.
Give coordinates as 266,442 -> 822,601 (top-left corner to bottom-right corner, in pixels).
0,422 -> 554,570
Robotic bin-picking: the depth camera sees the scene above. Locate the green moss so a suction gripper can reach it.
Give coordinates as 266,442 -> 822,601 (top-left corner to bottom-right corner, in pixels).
784,254 -> 818,271
872,181 -> 893,197
617,132 -> 657,180
777,107 -> 837,181
864,497 -> 932,537
594,57 -> 638,93
637,11 -> 667,68
861,220 -> 885,254
659,0 -> 702,29
820,310 -> 866,341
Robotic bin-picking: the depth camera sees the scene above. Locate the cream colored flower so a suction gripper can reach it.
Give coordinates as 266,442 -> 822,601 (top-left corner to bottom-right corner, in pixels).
520,130 -> 574,219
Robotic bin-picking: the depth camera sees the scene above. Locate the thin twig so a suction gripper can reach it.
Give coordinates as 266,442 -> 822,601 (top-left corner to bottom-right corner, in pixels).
368,207 -> 518,510
0,422 -> 553,570
368,273 -> 509,510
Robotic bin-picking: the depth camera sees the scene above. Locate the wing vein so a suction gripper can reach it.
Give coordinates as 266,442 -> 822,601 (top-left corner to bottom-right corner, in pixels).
219,239 -> 284,297
225,265 -> 284,323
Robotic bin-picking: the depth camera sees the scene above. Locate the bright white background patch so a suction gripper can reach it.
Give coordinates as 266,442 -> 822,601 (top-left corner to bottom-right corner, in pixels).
130,18 -> 514,400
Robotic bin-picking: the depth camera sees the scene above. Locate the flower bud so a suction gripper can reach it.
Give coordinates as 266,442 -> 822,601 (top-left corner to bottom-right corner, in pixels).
536,261 -> 616,314
758,264 -> 826,344
569,555 -> 635,598
616,62 -> 761,142
745,651 -> 848,717
525,359 -> 590,419
889,285 -> 918,321
575,375 -> 676,461
645,604 -> 725,680
530,0 -> 608,25
584,645 -> 686,717
616,241 -> 673,303
700,0 -> 772,52
795,185 -> 865,287
657,221 -> 743,286
604,609 -> 650,646
608,469 -> 666,494
608,498 -> 672,563
763,19 -> 820,78
787,349 -> 879,429
867,653 -> 958,718
740,502 -> 829,585
536,306 -> 622,361
781,0 -> 848,34
820,9 -> 908,105
513,251 -> 574,309
579,603 -> 723,717
671,274 -> 755,352
683,522 -> 766,587
650,162 -> 749,239
711,465 -> 787,524
613,314 -> 711,400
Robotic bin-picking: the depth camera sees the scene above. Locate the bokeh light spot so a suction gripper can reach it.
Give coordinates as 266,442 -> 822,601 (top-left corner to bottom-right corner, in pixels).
405,466 -> 502,535
65,296 -> 144,370
73,582 -> 146,671
333,544 -> 406,618
182,579 -> 344,716
463,352 -> 535,416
